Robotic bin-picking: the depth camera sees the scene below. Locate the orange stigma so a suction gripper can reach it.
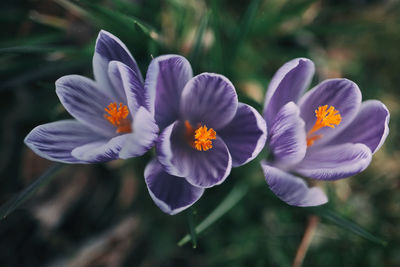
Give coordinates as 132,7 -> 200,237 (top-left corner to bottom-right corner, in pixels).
306,105 -> 341,147
104,102 -> 132,133
185,121 -> 216,151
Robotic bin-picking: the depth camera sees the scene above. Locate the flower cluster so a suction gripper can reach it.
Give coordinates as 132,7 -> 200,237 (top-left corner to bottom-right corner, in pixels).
25,31 -> 389,214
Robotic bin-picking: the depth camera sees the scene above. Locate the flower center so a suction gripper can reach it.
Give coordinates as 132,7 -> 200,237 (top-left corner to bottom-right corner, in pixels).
185,121 -> 216,151
306,105 -> 341,147
104,102 -> 132,133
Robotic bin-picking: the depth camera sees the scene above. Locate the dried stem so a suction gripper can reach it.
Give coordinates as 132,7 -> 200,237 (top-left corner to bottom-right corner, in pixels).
293,215 -> 319,267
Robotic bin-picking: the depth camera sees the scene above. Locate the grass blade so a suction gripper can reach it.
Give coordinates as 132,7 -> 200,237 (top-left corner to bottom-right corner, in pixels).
0,163 -> 64,220
178,183 -> 248,247
186,208 -> 197,248
229,0 -> 261,62
189,10 -> 210,70
309,206 -> 387,246
0,46 -> 73,54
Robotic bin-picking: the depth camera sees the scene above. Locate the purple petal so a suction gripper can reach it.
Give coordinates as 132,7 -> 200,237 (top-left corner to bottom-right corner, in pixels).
269,102 -> 307,166
261,161 -> 328,207
156,121 -> 232,188
298,79 -> 362,146
119,107 -> 159,159
108,61 -> 146,113
180,73 -> 238,130
263,58 -> 315,128
56,75 -> 115,137
327,100 -> 390,154
145,55 -> 193,129
295,143 -> 372,180
24,120 -> 103,163
71,134 -> 128,163
93,30 -> 143,101
144,159 -> 204,215
219,103 -> 267,167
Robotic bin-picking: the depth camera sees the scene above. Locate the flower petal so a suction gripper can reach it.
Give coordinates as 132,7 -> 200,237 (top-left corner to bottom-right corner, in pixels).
71,134 -> 128,163
24,120 -> 102,163
56,75 -> 115,137
119,107 -> 159,159
298,79 -> 362,146
328,100 -> 390,154
156,121 -> 232,188
263,58 -> 315,128
219,103 -> 267,167
180,73 -> 238,130
261,161 -> 328,207
93,30 -> 143,101
144,159 -> 204,215
269,102 -> 307,166
108,61 -> 146,114
145,55 -> 193,129
295,143 -> 372,180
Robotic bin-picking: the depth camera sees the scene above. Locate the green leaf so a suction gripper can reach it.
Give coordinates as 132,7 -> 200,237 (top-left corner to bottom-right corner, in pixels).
0,46 -> 74,54
53,0 -> 91,19
229,0 -> 261,62
178,183 -> 249,247
0,163 -> 64,220
189,10 -> 210,70
1,59 -> 89,90
309,206 -> 387,246
78,1 -> 161,44
186,208 -> 198,248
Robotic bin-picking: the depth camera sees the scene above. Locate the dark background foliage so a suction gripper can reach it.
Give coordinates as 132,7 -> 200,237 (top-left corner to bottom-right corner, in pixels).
0,0 -> 399,266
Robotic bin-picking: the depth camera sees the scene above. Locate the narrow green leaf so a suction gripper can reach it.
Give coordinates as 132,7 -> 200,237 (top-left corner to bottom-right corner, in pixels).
0,163 -> 64,220
210,0 -> 225,74
0,33 -> 63,47
189,11 -> 210,70
78,1 -> 161,43
186,208 -> 197,248
1,59 -> 88,90
309,206 -> 387,246
229,0 -> 261,61
178,183 -> 248,247
0,46 -> 74,54
53,0 -> 91,19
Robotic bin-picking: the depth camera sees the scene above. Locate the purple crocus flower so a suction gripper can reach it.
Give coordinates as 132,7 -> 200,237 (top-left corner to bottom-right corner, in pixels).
261,58 -> 389,207
25,30 -> 158,163
143,55 -> 267,215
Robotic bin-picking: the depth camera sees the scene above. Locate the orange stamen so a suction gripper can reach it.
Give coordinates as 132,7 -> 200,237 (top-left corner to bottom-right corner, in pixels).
184,121 -> 216,151
104,102 -> 132,133
306,105 -> 341,147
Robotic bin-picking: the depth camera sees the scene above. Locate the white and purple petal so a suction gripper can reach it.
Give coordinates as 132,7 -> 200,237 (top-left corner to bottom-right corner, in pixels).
93,30 -> 143,101
71,134 -> 128,163
261,161 -> 327,207
263,58 -> 315,128
269,102 -> 307,166
55,75 -> 115,137
295,143 -> 372,181
180,73 -> 238,130
157,121 -> 232,188
119,107 -> 159,159
327,100 -> 389,154
219,103 -> 267,167
145,55 -> 193,129
144,159 -> 204,215
24,120 -> 103,163
108,61 -> 147,114
298,79 -> 362,146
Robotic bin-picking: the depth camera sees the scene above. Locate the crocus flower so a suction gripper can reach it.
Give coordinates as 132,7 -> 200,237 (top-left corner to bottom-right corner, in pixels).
143,55 -> 267,215
261,58 -> 389,207
25,30 -> 158,163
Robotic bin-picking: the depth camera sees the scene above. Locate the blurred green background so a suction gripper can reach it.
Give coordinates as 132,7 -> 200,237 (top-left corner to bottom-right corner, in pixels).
1,0 -> 399,266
